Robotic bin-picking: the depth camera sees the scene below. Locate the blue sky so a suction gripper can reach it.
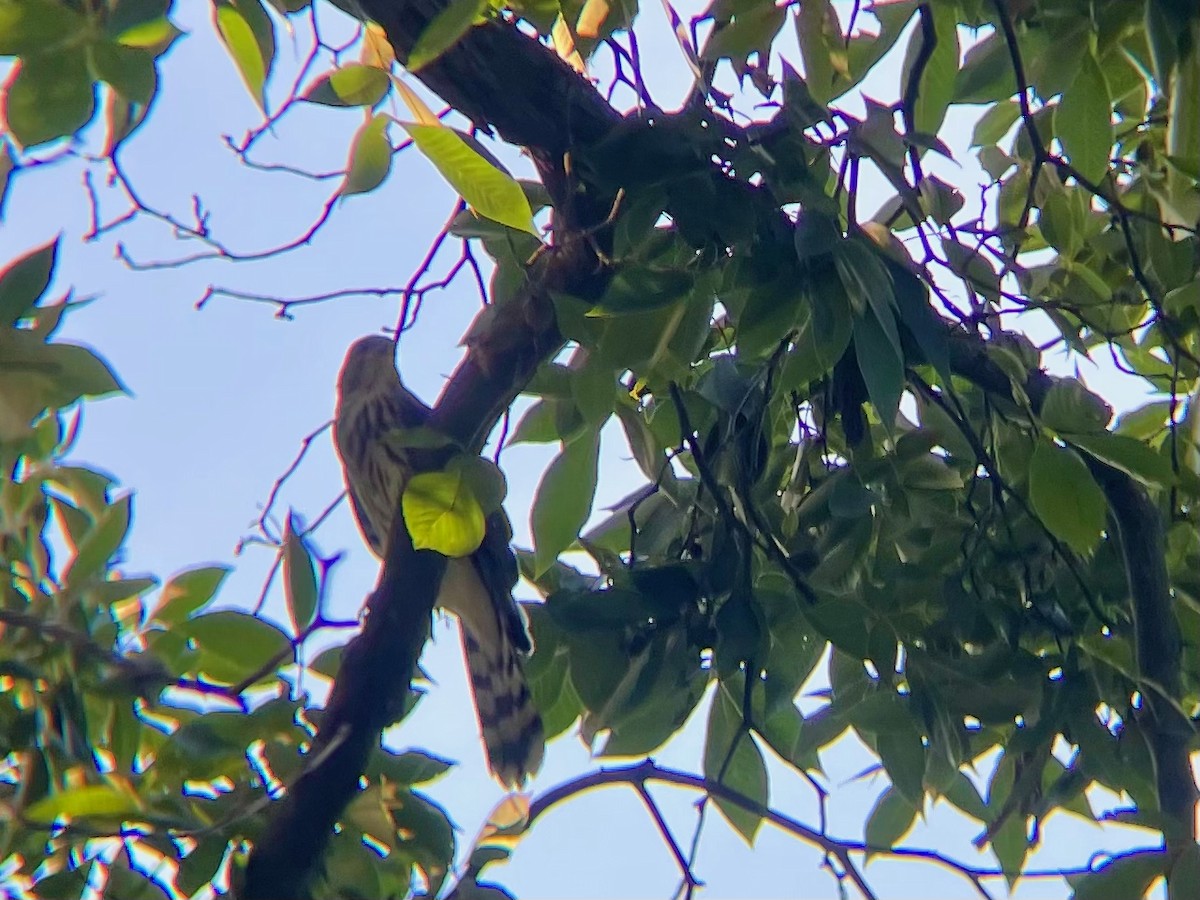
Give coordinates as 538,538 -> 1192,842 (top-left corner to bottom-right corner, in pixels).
2,2 -> 1172,897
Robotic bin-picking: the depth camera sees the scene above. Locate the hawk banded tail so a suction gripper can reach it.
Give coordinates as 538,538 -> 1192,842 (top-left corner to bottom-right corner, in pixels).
333,335 -> 544,787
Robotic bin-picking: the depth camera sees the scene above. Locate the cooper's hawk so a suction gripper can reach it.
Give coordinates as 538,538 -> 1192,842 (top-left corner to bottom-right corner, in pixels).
333,335 -> 544,787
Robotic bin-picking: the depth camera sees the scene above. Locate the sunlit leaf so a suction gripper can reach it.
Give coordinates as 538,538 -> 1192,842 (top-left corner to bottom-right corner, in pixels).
400,123 -> 537,234
25,783 -> 142,824
403,466 -> 486,557
302,64 -> 391,107
214,2 -> 270,111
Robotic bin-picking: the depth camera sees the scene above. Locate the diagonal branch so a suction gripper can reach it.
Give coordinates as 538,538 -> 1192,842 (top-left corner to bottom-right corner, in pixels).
241,5 -> 624,897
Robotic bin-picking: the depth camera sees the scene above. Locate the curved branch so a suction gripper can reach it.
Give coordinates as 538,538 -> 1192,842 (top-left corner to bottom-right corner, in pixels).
527,760 -> 1006,900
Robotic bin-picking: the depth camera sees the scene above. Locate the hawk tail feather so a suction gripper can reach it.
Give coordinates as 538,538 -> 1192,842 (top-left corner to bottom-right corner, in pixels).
461,627 -> 545,788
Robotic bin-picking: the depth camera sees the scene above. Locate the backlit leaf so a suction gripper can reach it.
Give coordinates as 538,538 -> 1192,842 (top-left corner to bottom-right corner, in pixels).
400,122 -> 537,234
302,64 -> 391,107
214,3 -> 269,111
341,113 -> 393,196
282,514 -> 319,634
403,466 -> 486,557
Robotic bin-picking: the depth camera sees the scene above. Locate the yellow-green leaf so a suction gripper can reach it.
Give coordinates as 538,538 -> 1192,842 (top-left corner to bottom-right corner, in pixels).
408,0 -> 488,72
341,113 -> 393,196
302,64 -> 391,107
215,4 -> 268,111
401,122 -> 537,234
403,467 -> 486,557
25,783 -> 143,824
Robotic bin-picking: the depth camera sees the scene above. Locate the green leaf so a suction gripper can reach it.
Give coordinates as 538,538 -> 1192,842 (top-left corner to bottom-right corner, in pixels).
954,31 -> 1012,103
701,1 -> 786,63
794,0 -> 843,105
341,113 -> 393,196
779,283 -> 852,390
1115,400 -> 1171,440
510,398 -> 576,444
1068,848 -> 1166,900
864,787 -> 918,854
1040,378 -> 1112,434
214,2 -> 269,111
183,611 -> 292,683
703,685 -> 768,844
1066,431 -> 1175,489
1056,48 -> 1113,184
390,790 -> 455,895
282,514 -> 319,634
971,100 -> 1020,148
853,307 -> 904,433
943,772 -> 988,822
991,812 -> 1029,888
1028,440 -> 1107,554
900,1 -> 959,137
152,565 -> 231,625
4,52 -> 95,147
0,237 -> 58,325
531,432 -> 600,575
63,493 -> 132,590
875,725 -> 926,809
88,41 -> 157,106
403,466 -> 486,557
0,0 -> 88,55
408,0 -> 487,71
401,123 -> 537,234
366,748 -> 454,786
453,454 -> 507,515
24,784 -> 142,824
302,64 -> 391,107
